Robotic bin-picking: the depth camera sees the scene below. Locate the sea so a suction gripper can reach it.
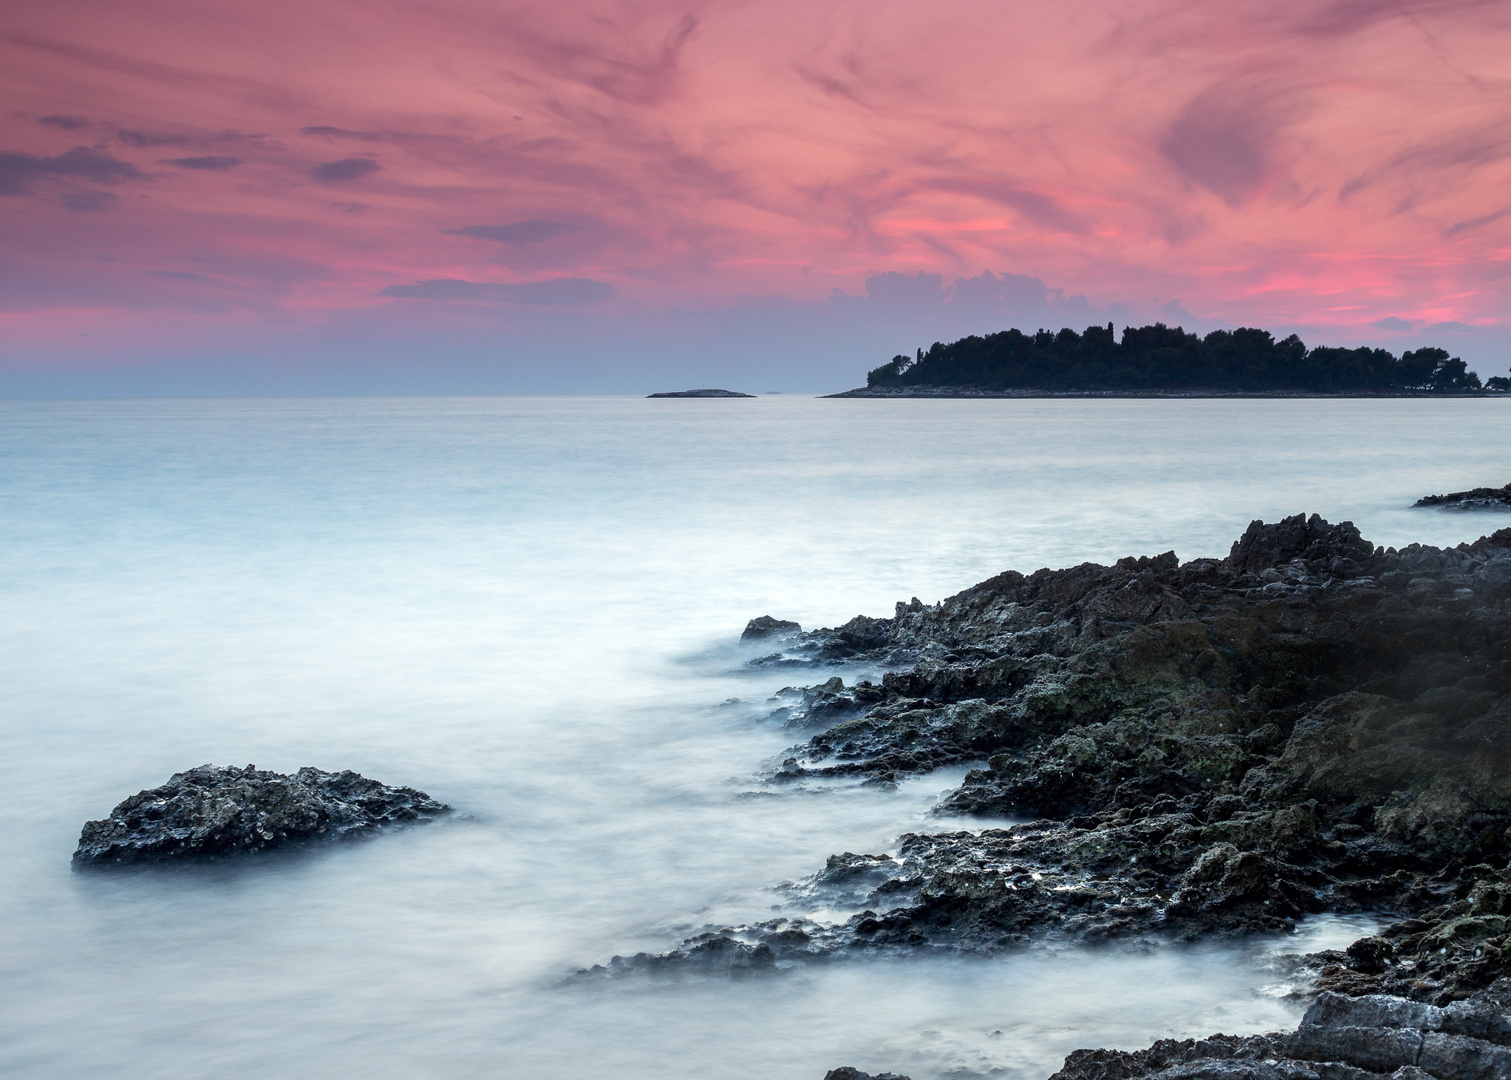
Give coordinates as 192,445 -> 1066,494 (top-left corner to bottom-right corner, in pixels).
2,395 -> 1507,1080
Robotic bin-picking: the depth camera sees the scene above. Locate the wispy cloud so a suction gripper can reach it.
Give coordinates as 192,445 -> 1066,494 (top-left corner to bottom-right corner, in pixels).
496,12 -> 701,106
61,190 -> 116,211
151,269 -> 222,283
116,129 -> 194,147
1161,79 -> 1308,207
1340,119 -> 1511,205
443,221 -> 579,244
301,126 -> 381,141
310,158 -> 379,182
161,155 -> 242,170
37,114 -> 89,130
381,277 -> 614,304
1295,0 -> 1503,37
0,146 -> 143,195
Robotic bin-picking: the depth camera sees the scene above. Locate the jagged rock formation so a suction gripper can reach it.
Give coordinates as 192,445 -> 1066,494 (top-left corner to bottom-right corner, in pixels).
612,515 -> 1511,1007
73,764 -> 452,866
1416,484 -> 1511,511
764,677 -> 876,730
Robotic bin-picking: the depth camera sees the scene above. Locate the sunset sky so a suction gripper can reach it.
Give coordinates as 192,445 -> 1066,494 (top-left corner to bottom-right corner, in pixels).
3,0 -> 1509,393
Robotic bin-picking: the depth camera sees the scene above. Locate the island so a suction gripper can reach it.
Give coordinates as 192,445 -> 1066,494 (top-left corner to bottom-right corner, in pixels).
827,322 -> 1509,396
647,388 -> 755,398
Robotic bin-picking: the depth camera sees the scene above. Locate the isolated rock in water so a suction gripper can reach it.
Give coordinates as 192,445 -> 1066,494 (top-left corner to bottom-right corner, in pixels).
1416,483 -> 1511,510
646,388 -> 755,398
742,615 -> 802,641
73,764 -> 452,867
823,1069 -> 912,1080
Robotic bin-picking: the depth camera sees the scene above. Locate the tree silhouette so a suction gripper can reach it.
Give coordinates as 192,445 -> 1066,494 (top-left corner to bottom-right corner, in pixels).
865,324 -> 1490,394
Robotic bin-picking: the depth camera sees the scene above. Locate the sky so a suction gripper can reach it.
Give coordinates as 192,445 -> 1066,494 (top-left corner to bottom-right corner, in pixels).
2,0 -> 1510,394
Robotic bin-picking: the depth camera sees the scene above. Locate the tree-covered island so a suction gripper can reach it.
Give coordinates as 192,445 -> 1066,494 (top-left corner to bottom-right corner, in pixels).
847,322 -> 1507,395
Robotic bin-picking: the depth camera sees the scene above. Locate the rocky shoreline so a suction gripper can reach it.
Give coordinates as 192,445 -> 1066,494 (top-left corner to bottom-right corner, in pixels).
601,513 -> 1511,1078
1047,987 -> 1511,1080
831,992 -> 1511,1080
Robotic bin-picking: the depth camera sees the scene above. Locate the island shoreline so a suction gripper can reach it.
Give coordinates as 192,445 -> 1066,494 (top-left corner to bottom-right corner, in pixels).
823,387 -> 1508,399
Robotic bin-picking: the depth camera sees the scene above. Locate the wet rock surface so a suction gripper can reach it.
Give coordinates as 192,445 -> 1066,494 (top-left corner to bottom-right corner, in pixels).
742,615 -> 803,641
1415,485 -> 1511,511
1046,983 -> 1511,1080
616,514 -> 1511,1078
763,677 -> 876,730
73,764 -> 452,866
695,515 -> 1511,988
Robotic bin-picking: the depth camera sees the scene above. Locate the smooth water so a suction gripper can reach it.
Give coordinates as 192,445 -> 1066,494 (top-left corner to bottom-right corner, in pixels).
2,396 -> 1507,1079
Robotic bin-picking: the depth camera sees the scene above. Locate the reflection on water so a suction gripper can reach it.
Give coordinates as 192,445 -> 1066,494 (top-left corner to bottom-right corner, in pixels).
1,396 -> 1504,1078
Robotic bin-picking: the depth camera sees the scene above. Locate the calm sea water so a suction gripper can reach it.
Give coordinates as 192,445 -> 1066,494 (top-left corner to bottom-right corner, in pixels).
2,396 -> 1507,1080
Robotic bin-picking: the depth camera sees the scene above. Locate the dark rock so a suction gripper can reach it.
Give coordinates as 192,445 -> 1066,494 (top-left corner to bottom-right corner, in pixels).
581,933 -> 778,979
73,764 -> 451,866
646,388 -> 755,398
763,677 -> 871,730
1227,514 -> 1374,574
1416,485 -> 1511,511
709,518 -> 1511,969
823,1069 -> 912,1080
595,515 -> 1511,1080
625,516 -> 1511,1021
568,515 -> 1511,1007
742,615 -> 802,641
1047,985 -> 1511,1080
1346,936 -> 1396,974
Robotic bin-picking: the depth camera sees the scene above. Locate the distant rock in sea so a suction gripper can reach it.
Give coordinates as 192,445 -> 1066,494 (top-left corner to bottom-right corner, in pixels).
73,764 -> 451,867
646,388 -> 755,398
1415,482 -> 1511,509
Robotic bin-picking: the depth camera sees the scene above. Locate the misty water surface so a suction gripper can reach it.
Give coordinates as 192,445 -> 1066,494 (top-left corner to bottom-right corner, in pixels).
2,396 -> 1507,1079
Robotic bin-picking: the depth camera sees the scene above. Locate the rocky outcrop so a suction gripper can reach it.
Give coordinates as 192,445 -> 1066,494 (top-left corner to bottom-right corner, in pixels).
822,1069 -> 912,1080
1047,984 -> 1511,1080
73,764 -> 451,866
742,615 -> 803,641
764,677 -> 878,730
1415,485 -> 1511,511
614,515 -> 1511,1007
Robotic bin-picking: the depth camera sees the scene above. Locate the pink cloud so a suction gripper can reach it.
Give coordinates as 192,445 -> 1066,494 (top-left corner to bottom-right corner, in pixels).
0,0 -> 1508,385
